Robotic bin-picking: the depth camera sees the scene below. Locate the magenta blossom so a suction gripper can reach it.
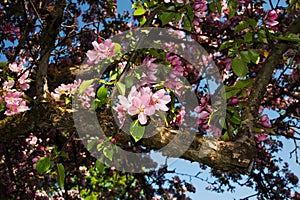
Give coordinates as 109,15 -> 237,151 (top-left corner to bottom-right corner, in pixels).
264,10 -> 279,27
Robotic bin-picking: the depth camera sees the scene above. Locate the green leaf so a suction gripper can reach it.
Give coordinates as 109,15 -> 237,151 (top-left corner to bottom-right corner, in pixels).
97,85 -> 108,100
78,79 -> 94,94
227,108 -> 241,125
218,40 -> 234,51
85,195 -> 97,200
209,3 -> 216,12
140,16 -> 147,26
234,79 -> 254,88
244,31 -> 253,43
228,0 -> 237,18
130,120 -> 146,142
95,159 -> 105,173
183,15 -> 192,31
132,1 -> 143,9
103,147 -> 114,161
124,76 -> 134,89
221,132 -> 230,141
36,157 -> 51,175
113,43 -> 121,54
116,82 -> 126,96
234,21 -> 249,33
240,51 -> 251,63
277,33 -> 300,43
219,117 -> 227,130
133,8 -> 146,16
247,18 -> 257,28
226,89 -> 240,99
248,49 -> 260,64
231,57 -> 248,78
56,163 -> 65,189
87,139 -> 97,151
258,30 -> 268,44
159,12 -> 174,26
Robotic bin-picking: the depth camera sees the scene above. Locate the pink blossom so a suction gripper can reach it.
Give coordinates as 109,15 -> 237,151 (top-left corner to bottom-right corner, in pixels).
260,114 -> 272,128
2,80 -> 15,91
198,110 -> 210,119
9,62 -> 23,73
128,93 -> 155,125
264,10 -> 279,27
4,92 -> 28,115
18,71 -> 30,91
151,89 -> 171,111
229,96 -> 239,105
255,133 -> 267,142
86,39 -> 115,65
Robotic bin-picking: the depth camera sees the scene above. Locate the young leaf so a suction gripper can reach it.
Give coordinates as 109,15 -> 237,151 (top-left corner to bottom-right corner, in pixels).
159,12 -> 174,26
113,42 -> 121,54
234,21 -> 249,33
221,132 -> 230,141
56,163 -> 65,189
240,51 -> 251,63
116,82 -> 126,96
78,79 -> 94,94
36,156 -> 51,175
228,0 -> 237,18
249,49 -> 260,64
103,147 -> 114,161
96,159 -> 105,173
133,8 -> 146,16
231,57 -> 248,78
130,120 -> 146,142
244,31 -> 253,43
97,85 -> 108,100
218,40 -> 234,52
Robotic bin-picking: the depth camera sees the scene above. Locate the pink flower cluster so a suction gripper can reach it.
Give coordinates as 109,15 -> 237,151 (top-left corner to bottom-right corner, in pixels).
1,59 -> 31,116
264,10 -> 279,28
164,54 -> 185,95
86,39 -> 115,65
193,0 -> 208,26
51,80 -> 95,108
2,91 -> 28,115
114,86 -> 171,126
137,56 -> 159,87
8,60 -> 31,91
194,94 -> 221,135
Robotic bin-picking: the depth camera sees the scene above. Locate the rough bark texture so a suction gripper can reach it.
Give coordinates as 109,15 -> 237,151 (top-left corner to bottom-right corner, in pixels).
0,17 -> 299,174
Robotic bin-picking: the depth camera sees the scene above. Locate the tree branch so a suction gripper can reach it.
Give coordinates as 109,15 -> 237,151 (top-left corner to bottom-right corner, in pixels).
240,17 -> 300,140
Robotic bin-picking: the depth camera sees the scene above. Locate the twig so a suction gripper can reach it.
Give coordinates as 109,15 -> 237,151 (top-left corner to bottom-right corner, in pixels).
28,0 -> 43,24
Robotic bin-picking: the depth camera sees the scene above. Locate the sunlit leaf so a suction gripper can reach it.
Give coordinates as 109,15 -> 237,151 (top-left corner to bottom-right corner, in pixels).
78,79 -> 94,94
134,8 -> 146,16
130,120 -> 145,142
36,157 -> 51,175
56,163 -> 65,189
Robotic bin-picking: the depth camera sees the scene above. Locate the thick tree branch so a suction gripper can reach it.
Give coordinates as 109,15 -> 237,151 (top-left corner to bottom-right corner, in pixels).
240,17 -> 300,140
36,0 -> 66,98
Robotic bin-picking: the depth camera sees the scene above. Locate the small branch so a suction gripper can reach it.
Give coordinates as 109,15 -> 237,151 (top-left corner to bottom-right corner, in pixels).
290,139 -> 299,164
28,0 -> 43,24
